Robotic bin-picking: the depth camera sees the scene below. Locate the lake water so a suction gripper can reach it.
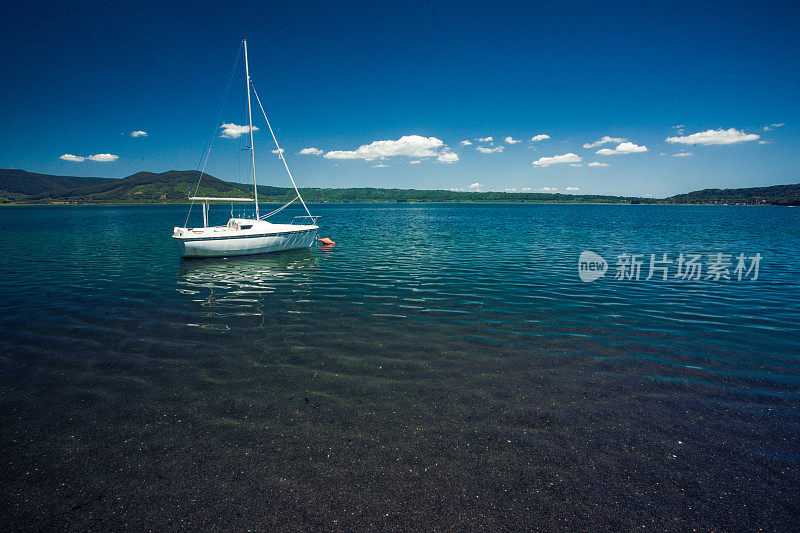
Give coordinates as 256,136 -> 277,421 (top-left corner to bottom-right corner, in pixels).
1,203 -> 798,530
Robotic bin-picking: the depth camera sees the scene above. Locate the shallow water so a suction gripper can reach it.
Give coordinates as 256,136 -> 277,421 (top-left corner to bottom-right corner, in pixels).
1,203 -> 798,530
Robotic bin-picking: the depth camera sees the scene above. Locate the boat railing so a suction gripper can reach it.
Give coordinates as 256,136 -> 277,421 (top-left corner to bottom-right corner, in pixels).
292,215 -> 321,225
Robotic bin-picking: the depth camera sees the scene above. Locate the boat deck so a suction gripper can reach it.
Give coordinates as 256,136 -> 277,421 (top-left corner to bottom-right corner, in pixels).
173,219 -> 318,241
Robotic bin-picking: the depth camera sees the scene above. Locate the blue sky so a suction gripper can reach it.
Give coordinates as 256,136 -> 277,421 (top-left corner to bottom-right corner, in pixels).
1,1 -> 797,197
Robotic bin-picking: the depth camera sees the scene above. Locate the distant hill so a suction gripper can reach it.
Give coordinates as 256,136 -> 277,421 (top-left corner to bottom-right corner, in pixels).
0,169 -> 648,204
665,183 -> 800,205
1,170 -> 253,204
0,169 -> 113,201
294,187 -> 643,204
1,168 -> 798,205
0,169 -> 303,204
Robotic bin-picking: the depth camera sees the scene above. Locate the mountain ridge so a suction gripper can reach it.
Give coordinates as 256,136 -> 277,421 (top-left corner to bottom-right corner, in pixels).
1,169 -> 798,205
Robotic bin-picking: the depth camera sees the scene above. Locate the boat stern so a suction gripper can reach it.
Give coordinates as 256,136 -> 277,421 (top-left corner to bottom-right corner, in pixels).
172,227 -> 188,257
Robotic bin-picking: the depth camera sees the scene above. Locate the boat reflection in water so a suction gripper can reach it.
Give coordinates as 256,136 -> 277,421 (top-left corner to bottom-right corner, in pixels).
177,249 -> 319,309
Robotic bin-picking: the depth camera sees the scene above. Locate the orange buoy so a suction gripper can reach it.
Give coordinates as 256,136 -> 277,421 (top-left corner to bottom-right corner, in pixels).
318,237 -> 335,245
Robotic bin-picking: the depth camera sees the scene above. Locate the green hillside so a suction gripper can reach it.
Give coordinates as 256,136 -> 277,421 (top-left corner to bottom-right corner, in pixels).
0,169 -> 649,204
295,187 -> 646,204
665,184 -> 800,205
0,169 -> 113,202
0,169 -> 303,204
19,171 -> 254,203
1,168 -> 798,205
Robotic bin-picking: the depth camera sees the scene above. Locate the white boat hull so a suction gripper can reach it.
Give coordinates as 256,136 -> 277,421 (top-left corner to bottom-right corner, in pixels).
173,221 -> 318,258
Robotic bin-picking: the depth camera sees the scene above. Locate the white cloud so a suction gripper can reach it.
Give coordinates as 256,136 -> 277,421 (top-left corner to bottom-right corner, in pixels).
460,140 -> 473,145
271,148 -> 285,155
583,136 -> 626,149
596,142 -> 648,155
522,187 -> 532,191
476,146 -> 504,154
130,130 -> 148,137
437,151 -> 459,163
569,163 -> 582,167
372,164 -> 389,168
299,147 -> 323,155
409,160 -> 422,164
532,153 -> 582,167
672,152 -> 692,157
220,123 -> 259,138
60,153 -> 119,162
764,122 -> 785,131
566,187 -> 580,191
505,136 -> 521,144
666,128 -> 759,145
539,186 -> 558,192
323,135 -> 457,163
468,182 -> 482,191
504,188 -> 517,192
87,153 -> 119,162
588,161 -> 609,167
530,134 -> 550,142
758,140 -> 770,145
477,136 -> 493,143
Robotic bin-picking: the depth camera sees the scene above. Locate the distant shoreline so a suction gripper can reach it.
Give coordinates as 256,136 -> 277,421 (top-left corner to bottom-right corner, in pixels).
0,200 -> 791,207
2,169 -> 798,206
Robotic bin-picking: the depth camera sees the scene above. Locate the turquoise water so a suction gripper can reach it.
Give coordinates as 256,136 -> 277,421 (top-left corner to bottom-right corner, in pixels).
1,203 -> 798,529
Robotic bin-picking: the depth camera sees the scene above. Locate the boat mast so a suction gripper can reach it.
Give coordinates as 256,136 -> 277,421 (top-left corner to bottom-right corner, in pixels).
243,39 -> 259,218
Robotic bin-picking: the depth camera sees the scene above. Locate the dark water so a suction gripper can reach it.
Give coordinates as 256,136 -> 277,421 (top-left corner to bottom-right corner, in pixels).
1,203 -> 798,530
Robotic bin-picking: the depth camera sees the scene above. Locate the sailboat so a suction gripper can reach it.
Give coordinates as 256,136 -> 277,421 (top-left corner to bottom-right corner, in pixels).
172,40 -> 319,258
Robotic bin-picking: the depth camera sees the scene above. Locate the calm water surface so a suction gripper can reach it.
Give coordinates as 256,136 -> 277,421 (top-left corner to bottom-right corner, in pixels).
1,203 -> 798,530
